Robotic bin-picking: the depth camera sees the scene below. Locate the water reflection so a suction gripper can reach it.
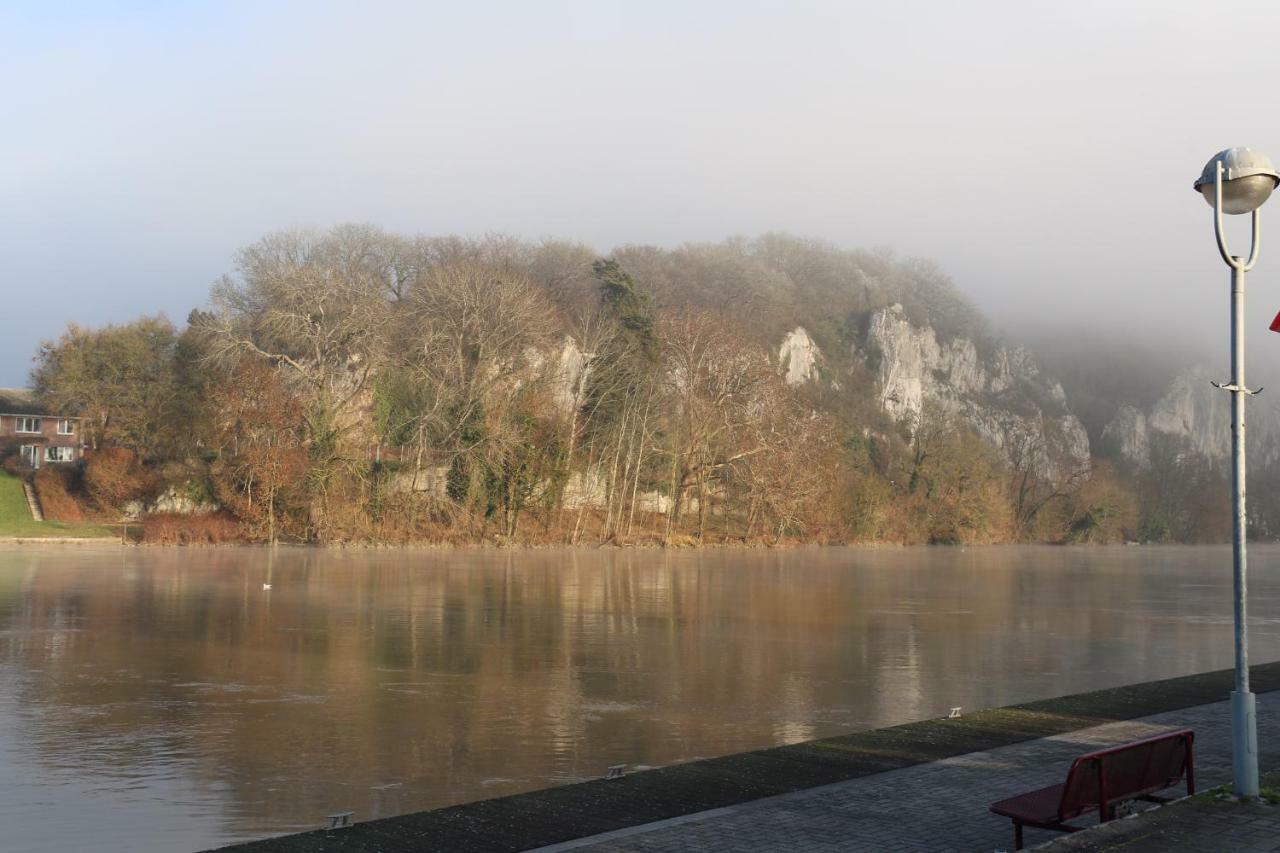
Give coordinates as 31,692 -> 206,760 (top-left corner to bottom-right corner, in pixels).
0,544 -> 1275,852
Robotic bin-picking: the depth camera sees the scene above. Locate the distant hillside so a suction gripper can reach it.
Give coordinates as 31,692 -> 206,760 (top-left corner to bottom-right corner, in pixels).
22,227 -> 1254,545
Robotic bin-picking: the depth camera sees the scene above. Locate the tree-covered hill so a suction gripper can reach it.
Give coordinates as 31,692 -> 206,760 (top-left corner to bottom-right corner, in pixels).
20,227 -> 1241,545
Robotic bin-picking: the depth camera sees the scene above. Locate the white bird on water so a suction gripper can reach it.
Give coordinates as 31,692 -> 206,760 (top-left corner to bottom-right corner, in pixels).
262,583 -> 272,590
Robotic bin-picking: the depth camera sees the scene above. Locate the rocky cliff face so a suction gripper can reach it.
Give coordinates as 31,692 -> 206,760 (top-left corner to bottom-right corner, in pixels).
863,304 -> 1090,480
778,327 -> 822,387
775,304 -> 1091,482
553,336 -> 593,414
1102,365 -> 1280,469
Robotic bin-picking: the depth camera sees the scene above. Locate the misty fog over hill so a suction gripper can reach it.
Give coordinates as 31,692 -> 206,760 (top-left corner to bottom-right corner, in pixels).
6,3 -> 1280,393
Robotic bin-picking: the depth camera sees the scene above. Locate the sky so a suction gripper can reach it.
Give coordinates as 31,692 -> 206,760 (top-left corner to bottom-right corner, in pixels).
2,0 -> 1279,385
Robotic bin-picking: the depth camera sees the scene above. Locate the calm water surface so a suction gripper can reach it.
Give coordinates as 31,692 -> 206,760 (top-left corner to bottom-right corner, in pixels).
0,544 -> 1277,852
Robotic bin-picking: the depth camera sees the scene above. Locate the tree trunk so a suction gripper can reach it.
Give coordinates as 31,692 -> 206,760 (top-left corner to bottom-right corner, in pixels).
626,399 -> 650,537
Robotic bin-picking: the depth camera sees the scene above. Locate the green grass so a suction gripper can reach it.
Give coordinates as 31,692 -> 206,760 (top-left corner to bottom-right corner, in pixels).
0,471 -> 115,539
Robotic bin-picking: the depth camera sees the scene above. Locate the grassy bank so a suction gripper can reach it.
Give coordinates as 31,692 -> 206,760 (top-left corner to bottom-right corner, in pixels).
0,471 -> 115,539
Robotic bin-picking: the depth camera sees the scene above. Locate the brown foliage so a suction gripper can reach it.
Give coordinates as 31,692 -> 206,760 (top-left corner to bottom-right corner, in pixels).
208,358 -> 309,542
32,316 -> 188,457
32,467 -> 85,522
1060,460 -> 1139,543
83,448 -> 155,510
883,409 -> 1013,544
139,512 -> 241,545
837,467 -> 893,541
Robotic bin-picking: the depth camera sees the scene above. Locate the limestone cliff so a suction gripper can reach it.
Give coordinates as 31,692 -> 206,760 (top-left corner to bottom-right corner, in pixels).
553,336 -> 593,414
862,304 -> 1089,481
778,327 -> 822,387
1101,365 -> 1280,469
774,305 -> 1091,482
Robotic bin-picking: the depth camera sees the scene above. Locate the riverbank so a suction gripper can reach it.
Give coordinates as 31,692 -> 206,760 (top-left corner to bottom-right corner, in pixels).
536,692 -> 1276,852
0,533 -> 1233,550
213,661 -> 1280,852
0,471 -> 118,540
0,536 -> 121,545
5,467 -> 1244,548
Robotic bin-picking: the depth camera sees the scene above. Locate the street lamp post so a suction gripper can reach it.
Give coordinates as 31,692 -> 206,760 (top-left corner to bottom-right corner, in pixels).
1194,147 -> 1280,799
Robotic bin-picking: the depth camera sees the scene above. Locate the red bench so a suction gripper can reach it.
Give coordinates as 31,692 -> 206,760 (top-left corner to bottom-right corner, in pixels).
989,729 -> 1194,850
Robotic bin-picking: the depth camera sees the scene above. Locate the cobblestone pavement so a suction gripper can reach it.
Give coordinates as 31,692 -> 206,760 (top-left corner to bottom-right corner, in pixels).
1037,771 -> 1280,852
532,693 -> 1277,853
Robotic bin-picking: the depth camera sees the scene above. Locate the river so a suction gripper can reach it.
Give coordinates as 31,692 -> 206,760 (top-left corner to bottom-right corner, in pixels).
0,544 -> 1276,852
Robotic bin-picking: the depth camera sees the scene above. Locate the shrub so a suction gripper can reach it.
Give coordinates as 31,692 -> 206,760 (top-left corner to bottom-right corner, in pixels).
139,512 -> 241,545
83,447 -> 155,510
33,467 -> 84,522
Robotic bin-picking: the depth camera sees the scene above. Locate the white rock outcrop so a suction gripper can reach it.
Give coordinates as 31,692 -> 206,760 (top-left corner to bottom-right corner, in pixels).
862,304 -> 1090,482
1102,366 -> 1280,470
777,327 -> 822,386
1100,405 -> 1150,467
124,485 -> 220,520
553,336 -> 593,413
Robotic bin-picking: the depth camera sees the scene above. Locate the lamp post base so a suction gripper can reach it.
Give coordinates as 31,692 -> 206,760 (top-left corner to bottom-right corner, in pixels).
1232,689 -> 1259,798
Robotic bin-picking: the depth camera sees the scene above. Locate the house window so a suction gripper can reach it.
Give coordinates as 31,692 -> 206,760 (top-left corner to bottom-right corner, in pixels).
46,447 -> 75,463
57,419 -> 74,435
16,417 -> 41,434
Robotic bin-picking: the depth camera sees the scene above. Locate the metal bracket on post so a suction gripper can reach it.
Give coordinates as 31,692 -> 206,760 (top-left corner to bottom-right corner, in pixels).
1211,382 -> 1263,395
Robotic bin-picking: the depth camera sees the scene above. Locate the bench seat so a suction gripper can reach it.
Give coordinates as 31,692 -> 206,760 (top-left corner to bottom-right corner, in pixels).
988,729 -> 1193,849
989,783 -> 1069,826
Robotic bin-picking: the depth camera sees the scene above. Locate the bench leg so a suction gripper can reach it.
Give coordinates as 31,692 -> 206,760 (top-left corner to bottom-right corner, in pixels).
1014,821 -> 1024,850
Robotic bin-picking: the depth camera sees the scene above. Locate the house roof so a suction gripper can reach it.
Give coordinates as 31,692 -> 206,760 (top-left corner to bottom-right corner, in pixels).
0,388 -> 78,419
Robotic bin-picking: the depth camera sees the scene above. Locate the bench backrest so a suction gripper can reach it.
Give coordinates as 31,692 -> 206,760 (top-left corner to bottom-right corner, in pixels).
1057,729 -> 1193,821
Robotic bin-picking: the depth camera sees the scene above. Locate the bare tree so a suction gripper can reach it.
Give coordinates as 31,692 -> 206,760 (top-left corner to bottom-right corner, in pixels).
659,312 -> 772,539
402,260 -> 557,532
1002,419 -> 1089,540
198,225 -> 401,535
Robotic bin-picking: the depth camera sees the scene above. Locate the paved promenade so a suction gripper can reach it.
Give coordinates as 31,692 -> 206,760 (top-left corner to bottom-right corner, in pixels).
534,693 -> 1278,853
1038,770 -> 1280,853
221,667 -> 1280,852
